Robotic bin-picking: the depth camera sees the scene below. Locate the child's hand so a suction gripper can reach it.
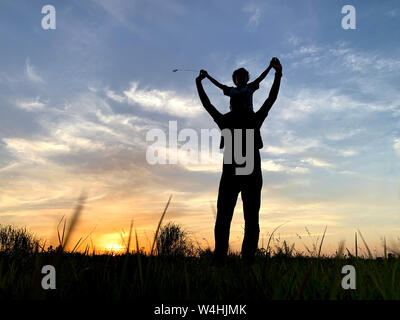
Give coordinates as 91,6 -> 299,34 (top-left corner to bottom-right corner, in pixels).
200,69 -> 208,77
197,70 -> 207,81
270,57 -> 282,73
269,58 -> 274,68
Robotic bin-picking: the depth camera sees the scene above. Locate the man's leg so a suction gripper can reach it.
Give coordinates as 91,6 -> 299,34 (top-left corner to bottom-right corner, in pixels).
214,172 -> 239,260
241,172 -> 263,261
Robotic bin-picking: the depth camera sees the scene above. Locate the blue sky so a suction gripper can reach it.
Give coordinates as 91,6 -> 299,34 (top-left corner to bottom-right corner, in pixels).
1,0 -> 400,254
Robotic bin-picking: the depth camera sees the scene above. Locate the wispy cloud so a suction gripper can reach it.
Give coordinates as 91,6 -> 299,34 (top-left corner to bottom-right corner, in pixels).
393,138 -> 400,157
282,45 -> 320,59
301,157 -> 334,168
25,58 -> 45,84
15,97 -> 45,111
3,138 -> 70,164
107,82 -> 202,117
283,41 -> 400,75
325,129 -> 365,141
263,132 -> 321,155
287,34 -> 301,46
336,149 -> 358,157
262,160 -> 309,174
243,5 -> 261,30
91,0 -> 137,30
385,9 -> 398,18
91,0 -> 185,36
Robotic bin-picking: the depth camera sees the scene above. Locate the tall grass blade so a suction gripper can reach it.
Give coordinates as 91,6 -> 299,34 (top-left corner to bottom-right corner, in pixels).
266,221 -> 288,256
56,216 -> 65,247
62,192 -> 86,252
358,229 -> 372,259
355,232 -> 358,258
71,237 -> 82,253
71,227 -> 94,254
336,240 -> 345,259
133,221 -> 144,292
318,225 -> 327,258
61,219 -> 66,247
126,220 -> 133,254
384,236 -> 387,259
151,195 -> 172,255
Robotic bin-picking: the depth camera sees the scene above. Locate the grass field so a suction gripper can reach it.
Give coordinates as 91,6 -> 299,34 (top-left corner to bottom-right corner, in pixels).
1,246 -> 400,300
1,225 -> 400,300
1,196 -> 400,301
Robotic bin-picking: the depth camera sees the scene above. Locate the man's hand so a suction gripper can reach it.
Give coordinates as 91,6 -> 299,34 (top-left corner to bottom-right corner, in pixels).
197,69 -> 207,81
270,57 -> 282,74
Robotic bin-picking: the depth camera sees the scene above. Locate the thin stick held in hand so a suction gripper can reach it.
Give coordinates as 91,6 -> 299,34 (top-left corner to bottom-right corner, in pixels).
172,69 -> 198,72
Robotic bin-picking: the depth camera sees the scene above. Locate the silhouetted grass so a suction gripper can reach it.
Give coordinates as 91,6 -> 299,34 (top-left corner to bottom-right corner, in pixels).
1,196 -> 400,300
1,246 -> 400,300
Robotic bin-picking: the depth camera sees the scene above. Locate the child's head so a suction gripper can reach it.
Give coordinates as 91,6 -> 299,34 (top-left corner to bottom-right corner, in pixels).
232,68 -> 249,87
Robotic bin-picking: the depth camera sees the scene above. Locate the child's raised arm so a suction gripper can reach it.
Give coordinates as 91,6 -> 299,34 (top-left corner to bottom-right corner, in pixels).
201,69 -> 228,92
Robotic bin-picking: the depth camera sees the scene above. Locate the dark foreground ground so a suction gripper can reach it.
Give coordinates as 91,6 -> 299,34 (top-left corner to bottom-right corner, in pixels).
1,249 -> 399,300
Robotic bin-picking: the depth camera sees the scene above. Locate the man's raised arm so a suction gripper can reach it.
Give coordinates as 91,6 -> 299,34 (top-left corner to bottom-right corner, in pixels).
196,71 -> 222,121
256,58 -> 282,124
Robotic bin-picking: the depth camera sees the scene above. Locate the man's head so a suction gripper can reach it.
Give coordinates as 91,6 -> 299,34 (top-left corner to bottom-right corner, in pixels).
232,68 -> 249,87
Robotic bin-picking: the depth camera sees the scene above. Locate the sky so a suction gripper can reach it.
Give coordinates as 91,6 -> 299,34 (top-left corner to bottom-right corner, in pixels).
1,0 -> 400,255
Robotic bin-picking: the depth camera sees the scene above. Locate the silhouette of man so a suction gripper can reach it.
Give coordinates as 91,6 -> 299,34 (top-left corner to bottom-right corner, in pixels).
196,57 -> 282,263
